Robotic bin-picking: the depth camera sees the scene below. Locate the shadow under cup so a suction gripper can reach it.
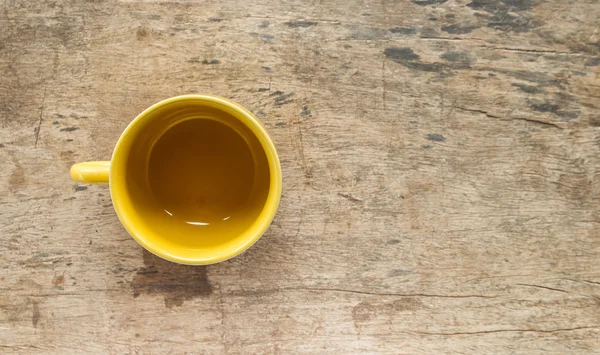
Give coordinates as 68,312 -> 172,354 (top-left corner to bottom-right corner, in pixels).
111,98 -> 277,264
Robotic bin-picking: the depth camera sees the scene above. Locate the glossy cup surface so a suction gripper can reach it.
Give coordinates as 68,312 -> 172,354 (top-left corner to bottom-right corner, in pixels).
110,95 -> 281,265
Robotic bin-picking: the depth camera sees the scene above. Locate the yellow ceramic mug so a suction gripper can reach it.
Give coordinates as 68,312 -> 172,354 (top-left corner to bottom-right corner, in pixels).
70,95 -> 282,265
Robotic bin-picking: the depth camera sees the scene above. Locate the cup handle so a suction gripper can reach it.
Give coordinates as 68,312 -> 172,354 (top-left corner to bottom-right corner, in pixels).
70,161 -> 110,184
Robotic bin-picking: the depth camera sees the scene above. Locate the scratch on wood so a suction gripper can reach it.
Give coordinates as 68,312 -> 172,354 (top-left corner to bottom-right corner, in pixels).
561,278 -> 600,286
517,283 -> 569,293
283,287 -> 497,298
34,87 -> 47,148
292,210 -> 305,251
290,105 -> 312,181
416,326 -> 599,336
338,193 -> 363,203
513,116 -> 563,129
381,56 -> 386,111
297,125 -> 310,179
477,45 -> 576,55
217,290 -> 229,354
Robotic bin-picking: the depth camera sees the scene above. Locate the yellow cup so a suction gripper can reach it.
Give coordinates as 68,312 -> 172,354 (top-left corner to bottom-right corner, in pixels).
70,95 -> 282,265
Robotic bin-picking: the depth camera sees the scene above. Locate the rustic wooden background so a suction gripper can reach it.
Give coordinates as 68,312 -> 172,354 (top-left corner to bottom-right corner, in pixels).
1,0 -> 600,353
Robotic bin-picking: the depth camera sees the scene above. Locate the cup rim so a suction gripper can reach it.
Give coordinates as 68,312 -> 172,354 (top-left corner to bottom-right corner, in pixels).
109,94 -> 282,265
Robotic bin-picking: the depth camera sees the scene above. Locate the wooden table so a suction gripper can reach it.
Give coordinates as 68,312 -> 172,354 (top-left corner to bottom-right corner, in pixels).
1,0 -> 599,353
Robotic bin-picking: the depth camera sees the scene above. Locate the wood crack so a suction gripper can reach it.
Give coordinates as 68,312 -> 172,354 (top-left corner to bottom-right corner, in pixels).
34,87 -> 47,148
478,46 -> 576,55
561,278 -> 600,286
419,36 -> 487,42
513,116 -> 563,129
416,325 -> 599,336
290,287 -> 497,298
452,106 -> 500,118
517,283 -> 569,293
452,106 -> 562,129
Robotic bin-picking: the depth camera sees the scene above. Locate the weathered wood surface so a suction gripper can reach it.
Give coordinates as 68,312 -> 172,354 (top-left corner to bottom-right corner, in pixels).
1,0 -> 600,353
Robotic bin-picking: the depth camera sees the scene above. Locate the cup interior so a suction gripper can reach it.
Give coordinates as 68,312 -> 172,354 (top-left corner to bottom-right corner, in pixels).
110,96 -> 279,264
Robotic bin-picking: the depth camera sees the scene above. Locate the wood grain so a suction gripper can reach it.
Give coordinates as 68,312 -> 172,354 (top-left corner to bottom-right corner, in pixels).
1,0 -> 599,353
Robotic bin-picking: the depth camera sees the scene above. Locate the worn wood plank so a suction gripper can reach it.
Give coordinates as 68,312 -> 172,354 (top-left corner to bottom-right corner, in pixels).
1,0 -> 599,353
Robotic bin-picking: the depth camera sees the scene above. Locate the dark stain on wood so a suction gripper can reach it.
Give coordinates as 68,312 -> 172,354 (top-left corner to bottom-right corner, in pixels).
530,102 -> 559,113
528,96 -> 580,120
392,298 -> 424,311
31,301 -> 40,328
512,83 -> 543,94
389,269 -> 412,277
136,26 -> 150,40
60,127 -> 79,132
584,57 -> 600,66
270,91 -> 294,106
60,150 -> 75,165
384,47 -> 449,73
440,51 -> 474,69
52,274 -> 65,286
389,27 -> 416,35
441,23 -> 479,34
9,166 -> 25,190
131,250 -> 213,308
426,133 -> 446,142
202,59 -> 220,65
469,0 -> 535,12
300,106 -> 311,116
492,69 -> 560,87
259,34 -> 274,41
283,21 -> 317,28
556,110 -> 580,120
419,27 -> 439,38
468,0 -> 539,33
411,0 -> 447,6
589,117 -> 600,127
485,12 -> 539,33
440,52 -> 474,63
384,47 -> 420,61
346,25 -> 387,40
352,301 -> 375,325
